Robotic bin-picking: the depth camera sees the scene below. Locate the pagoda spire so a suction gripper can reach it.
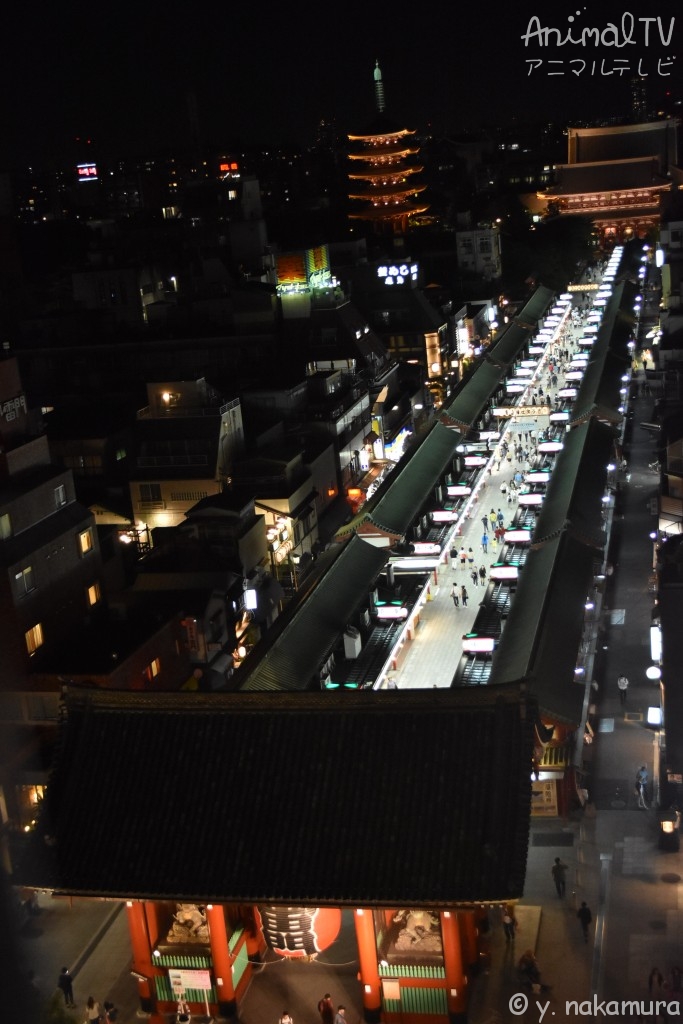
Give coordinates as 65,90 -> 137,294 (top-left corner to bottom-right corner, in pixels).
373,60 -> 385,114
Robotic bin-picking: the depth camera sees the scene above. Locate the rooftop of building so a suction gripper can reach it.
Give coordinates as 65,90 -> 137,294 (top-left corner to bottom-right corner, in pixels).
14,686 -> 536,905
544,157 -> 671,196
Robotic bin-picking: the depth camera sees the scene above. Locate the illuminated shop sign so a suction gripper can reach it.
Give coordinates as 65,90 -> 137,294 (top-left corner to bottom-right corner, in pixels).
518,492 -> 544,505
1,393 -> 27,423
538,441 -> 564,452
375,604 -> 409,620
493,405 -> 551,418
489,564 -> 519,580
446,484 -> 472,496
462,635 -> 496,653
432,509 -> 459,522
412,541 -> 441,555
504,529 -> 534,542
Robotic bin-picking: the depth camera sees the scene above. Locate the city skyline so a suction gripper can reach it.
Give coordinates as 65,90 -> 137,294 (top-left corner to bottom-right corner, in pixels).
2,0 -> 681,168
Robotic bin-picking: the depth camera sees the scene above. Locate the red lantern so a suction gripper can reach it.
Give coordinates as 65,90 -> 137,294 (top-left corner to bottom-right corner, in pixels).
256,906 -> 342,958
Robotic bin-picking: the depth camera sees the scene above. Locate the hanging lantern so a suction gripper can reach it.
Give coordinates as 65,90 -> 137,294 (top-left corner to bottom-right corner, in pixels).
256,906 -> 342,958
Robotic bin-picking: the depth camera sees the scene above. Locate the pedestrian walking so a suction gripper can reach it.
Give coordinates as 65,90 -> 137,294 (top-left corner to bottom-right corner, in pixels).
334,1007 -> 347,1024
551,857 -> 568,897
467,548 -> 474,566
318,995 -> 335,1024
461,586 -> 468,607
481,533 -> 488,553
451,583 -> 459,608
617,674 -> 629,705
481,515 -> 489,533
489,509 -> 497,527
57,967 -> 75,1008
459,547 -> 467,570
648,967 -> 664,994
280,1012 -> 293,1024
471,569 -> 479,587
479,565 -> 487,583
635,765 -> 648,808
497,509 -> 504,526
577,902 -> 592,942
501,905 -> 518,943
85,996 -> 103,1022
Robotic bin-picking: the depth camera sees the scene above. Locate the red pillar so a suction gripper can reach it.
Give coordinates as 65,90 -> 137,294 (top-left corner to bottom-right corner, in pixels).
353,908 -> 381,1023
125,901 -> 155,1015
206,904 -> 237,1020
458,910 -> 478,971
440,911 -> 467,1023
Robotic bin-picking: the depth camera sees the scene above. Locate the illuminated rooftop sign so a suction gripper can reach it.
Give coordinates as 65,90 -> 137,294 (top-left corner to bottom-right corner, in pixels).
377,263 -> 419,285
77,163 -> 98,182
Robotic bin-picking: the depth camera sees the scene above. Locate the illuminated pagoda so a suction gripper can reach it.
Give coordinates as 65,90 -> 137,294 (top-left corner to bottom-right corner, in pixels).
347,61 -> 429,233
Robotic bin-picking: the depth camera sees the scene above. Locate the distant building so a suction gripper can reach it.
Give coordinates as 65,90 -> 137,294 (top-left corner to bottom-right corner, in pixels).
129,378 -> 244,535
0,357 -> 105,691
529,119 -> 680,244
455,225 -> 502,281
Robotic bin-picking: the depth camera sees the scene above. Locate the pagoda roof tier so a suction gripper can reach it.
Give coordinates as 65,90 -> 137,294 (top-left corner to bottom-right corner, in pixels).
349,200 -> 430,220
348,117 -> 415,141
349,183 -> 428,201
349,165 -> 424,181
348,148 -> 420,161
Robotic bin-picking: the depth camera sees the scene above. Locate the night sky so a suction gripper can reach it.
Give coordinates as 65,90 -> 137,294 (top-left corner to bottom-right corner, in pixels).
1,0 -> 681,167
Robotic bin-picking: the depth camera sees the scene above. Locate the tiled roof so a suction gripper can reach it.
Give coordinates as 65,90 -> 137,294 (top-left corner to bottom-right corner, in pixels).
15,687 -> 535,905
548,157 -> 668,195
235,535 -> 389,691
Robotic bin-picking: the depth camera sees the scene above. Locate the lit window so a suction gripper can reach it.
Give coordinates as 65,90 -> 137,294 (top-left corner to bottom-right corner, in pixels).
54,484 -> 67,507
0,512 -> 12,540
144,657 -> 161,683
15,566 -> 35,595
87,582 -> 101,607
25,623 -> 44,656
79,529 -> 93,555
